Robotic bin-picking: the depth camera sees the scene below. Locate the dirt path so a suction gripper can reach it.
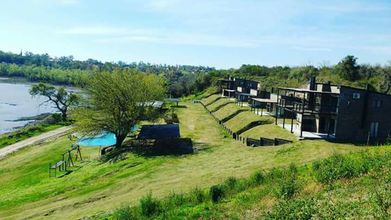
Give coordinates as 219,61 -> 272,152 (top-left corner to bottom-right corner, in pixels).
0,126 -> 72,159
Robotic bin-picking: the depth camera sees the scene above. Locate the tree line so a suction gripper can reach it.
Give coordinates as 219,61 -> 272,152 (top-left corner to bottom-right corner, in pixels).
1,50 -> 390,96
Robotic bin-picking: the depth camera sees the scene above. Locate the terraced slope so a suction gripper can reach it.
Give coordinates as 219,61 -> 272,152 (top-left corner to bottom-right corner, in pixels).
241,124 -> 297,141
223,111 -> 273,133
201,94 -> 221,106
213,103 -> 246,121
206,98 -> 234,112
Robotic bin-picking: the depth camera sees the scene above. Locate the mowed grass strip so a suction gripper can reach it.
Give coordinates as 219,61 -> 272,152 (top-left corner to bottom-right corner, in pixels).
241,124 -> 297,141
206,98 -> 234,112
224,111 -> 272,133
201,94 -> 221,106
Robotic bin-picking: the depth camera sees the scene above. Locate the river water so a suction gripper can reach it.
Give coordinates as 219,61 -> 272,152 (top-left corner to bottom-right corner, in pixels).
0,78 -> 57,134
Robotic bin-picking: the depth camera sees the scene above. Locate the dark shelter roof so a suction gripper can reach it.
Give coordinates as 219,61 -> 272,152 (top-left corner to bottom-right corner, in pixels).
137,124 -> 180,140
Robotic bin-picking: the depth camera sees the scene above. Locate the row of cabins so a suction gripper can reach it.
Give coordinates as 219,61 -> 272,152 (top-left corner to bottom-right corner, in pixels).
219,77 -> 391,143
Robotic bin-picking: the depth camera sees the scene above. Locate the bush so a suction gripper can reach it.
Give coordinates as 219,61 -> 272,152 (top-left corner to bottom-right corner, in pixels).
313,154 -> 359,184
223,177 -> 238,190
312,153 -> 391,184
274,164 -> 298,200
266,198 -> 317,220
276,177 -> 297,200
209,185 -> 224,203
112,205 -> 136,220
249,171 -> 265,186
166,192 -> 186,207
139,193 -> 161,217
190,187 -> 205,204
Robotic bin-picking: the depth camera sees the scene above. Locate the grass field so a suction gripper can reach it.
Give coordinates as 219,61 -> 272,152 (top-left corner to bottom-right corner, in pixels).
0,102 -> 378,219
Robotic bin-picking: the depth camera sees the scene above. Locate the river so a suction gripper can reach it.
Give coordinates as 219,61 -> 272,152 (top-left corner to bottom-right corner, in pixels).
0,78 -> 57,134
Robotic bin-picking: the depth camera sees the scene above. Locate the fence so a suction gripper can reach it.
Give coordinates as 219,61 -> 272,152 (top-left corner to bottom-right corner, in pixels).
199,101 -> 292,147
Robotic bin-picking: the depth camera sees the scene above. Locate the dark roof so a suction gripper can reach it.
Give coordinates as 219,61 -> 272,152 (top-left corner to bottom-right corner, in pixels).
138,124 -> 180,140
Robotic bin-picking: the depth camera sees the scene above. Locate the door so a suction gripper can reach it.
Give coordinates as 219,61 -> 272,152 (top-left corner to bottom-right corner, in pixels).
370,122 -> 379,138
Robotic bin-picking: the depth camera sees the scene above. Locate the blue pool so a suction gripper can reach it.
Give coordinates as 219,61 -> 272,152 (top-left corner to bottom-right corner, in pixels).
78,125 -> 139,147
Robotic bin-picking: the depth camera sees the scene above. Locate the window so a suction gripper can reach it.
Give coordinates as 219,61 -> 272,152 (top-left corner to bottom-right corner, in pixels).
373,99 -> 382,108
352,92 -> 360,99
370,122 -> 379,138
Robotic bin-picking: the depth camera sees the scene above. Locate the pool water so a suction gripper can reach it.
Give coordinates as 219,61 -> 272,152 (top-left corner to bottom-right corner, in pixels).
78,125 -> 139,147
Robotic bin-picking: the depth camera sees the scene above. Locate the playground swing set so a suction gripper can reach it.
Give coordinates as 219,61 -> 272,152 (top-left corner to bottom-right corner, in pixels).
49,144 -> 82,177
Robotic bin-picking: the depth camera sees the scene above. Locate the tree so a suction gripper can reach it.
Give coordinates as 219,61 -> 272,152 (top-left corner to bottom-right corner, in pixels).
335,55 -> 360,81
74,69 -> 165,148
30,83 -> 79,120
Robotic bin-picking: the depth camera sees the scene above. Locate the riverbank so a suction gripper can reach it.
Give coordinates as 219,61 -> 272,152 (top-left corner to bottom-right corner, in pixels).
0,122 -> 64,149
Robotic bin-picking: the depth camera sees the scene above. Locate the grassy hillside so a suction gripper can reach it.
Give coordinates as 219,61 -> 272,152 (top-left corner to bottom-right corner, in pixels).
0,101 -> 379,219
102,150 -> 391,219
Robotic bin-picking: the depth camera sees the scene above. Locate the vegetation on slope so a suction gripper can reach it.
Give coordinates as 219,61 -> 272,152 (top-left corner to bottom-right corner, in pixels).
0,102 -> 368,219
99,150 -> 391,219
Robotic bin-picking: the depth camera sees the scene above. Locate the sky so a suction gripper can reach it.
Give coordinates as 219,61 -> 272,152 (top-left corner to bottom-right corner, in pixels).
0,0 -> 390,68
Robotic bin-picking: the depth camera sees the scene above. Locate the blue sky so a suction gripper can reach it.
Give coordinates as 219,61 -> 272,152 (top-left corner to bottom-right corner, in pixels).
0,0 -> 390,68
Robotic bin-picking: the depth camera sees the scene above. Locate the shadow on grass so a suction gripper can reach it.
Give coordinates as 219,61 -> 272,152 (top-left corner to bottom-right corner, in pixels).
171,105 -> 187,108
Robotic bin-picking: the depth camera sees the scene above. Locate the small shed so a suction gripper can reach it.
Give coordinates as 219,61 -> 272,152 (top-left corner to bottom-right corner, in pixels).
137,124 -> 180,140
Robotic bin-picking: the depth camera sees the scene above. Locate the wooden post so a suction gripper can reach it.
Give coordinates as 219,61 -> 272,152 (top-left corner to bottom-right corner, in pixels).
275,89 -> 280,125
291,117 -> 294,133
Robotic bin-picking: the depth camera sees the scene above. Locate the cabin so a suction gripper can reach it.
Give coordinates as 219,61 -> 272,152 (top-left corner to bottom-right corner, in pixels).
276,77 -> 391,142
250,90 -> 279,116
219,77 -> 264,103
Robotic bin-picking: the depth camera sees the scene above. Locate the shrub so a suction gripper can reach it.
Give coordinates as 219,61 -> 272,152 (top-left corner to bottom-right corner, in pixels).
276,177 -> 297,200
139,193 -> 161,217
266,198 -> 317,220
312,154 -> 357,184
166,192 -> 186,207
249,171 -> 265,186
274,165 -> 297,199
209,185 -> 224,203
190,187 -> 206,204
223,177 -> 238,190
112,205 -> 136,220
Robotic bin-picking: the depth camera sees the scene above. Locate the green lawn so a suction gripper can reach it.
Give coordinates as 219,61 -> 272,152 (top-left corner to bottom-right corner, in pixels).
241,124 -> 297,141
213,103 -> 247,121
0,102 -> 376,219
0,123 -> 63,149
201,94 -> 221,106
223,111 -> 274,133
205,98 -> 234,112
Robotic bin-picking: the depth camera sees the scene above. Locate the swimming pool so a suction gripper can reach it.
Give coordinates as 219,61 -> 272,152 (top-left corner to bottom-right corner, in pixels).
77,125 -> 139,147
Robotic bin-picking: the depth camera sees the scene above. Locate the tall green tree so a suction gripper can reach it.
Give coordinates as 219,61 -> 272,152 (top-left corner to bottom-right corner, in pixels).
30,83 -> 80,120
74,69 -> 165,148
335,55 -> 360,81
